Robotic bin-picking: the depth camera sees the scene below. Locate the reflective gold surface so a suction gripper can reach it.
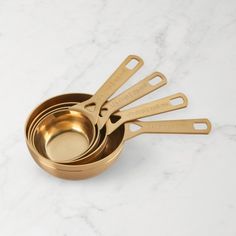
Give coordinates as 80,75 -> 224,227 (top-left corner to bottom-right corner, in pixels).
26,95 -> 105,166
25,94 -> 124,174
33,109 -> 95,162
71,55 -> 144,125
24,64 -> 212,179
25,93 -> 91,135
30,92 -> 188,164
25,93 -> 211,179
27,55 -> 145,164
27,116 -> 211,179
28,102 -> 101,163
28,102 -> 76,140
29,70 -> 168,164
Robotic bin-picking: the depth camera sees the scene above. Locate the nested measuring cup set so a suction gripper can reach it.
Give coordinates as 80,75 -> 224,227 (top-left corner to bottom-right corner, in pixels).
25,55 -> 211,179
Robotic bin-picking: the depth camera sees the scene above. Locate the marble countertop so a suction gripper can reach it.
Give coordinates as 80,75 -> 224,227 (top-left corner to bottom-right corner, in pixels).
0,0 -> 236,235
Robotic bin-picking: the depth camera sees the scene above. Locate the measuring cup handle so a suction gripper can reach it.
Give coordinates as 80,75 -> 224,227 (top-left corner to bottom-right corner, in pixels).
98,72 -> 167,128
72,55 -> 143,119
123,119 -> 212,140
106,93 -> 188,135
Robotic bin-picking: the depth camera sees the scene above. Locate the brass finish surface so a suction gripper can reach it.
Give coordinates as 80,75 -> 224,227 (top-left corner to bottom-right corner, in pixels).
26,93 -> 211,178
28,99 -> 104,164
30,91 -> 187,164
29,104 -> 77,143
98,71 -> 167,128
71,55 -> 144,125
65,92 -> 188,164
25,93 -> 91,135
24,57 -> 212,180
27,117 -> 211,179
28,102 -> 76,140
28,55 -> 144,163
124,119 -> 212,140
33,110 -> 95,162
106,93 -> 188,134
30,71 -> 168,164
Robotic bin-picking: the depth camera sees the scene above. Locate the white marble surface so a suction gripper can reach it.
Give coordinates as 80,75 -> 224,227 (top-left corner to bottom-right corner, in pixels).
0,0 -> 236,235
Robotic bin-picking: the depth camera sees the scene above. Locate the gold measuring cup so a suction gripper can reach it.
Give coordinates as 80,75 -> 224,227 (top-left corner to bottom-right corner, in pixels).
30,72 -> 168,163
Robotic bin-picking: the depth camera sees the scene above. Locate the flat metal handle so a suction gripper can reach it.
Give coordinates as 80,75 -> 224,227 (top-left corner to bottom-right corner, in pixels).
106,93 -> 188,134
97,72 -> 167,129
71,55 -> 144,124
123,119 -> 212,140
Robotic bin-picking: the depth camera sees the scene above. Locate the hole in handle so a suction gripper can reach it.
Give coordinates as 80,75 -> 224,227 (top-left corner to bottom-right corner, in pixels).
148,76 -> 162,86
99,108 -> 108,117
126,59 -> 139,70
110,115 -> 121,124
193,122 -> 208,130
85,103 -> 96,112
169,97 -> 184,106
129,123 -> 142,132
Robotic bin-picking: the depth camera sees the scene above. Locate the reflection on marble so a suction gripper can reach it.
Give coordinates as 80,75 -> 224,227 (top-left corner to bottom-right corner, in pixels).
0,0 -> 236,235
